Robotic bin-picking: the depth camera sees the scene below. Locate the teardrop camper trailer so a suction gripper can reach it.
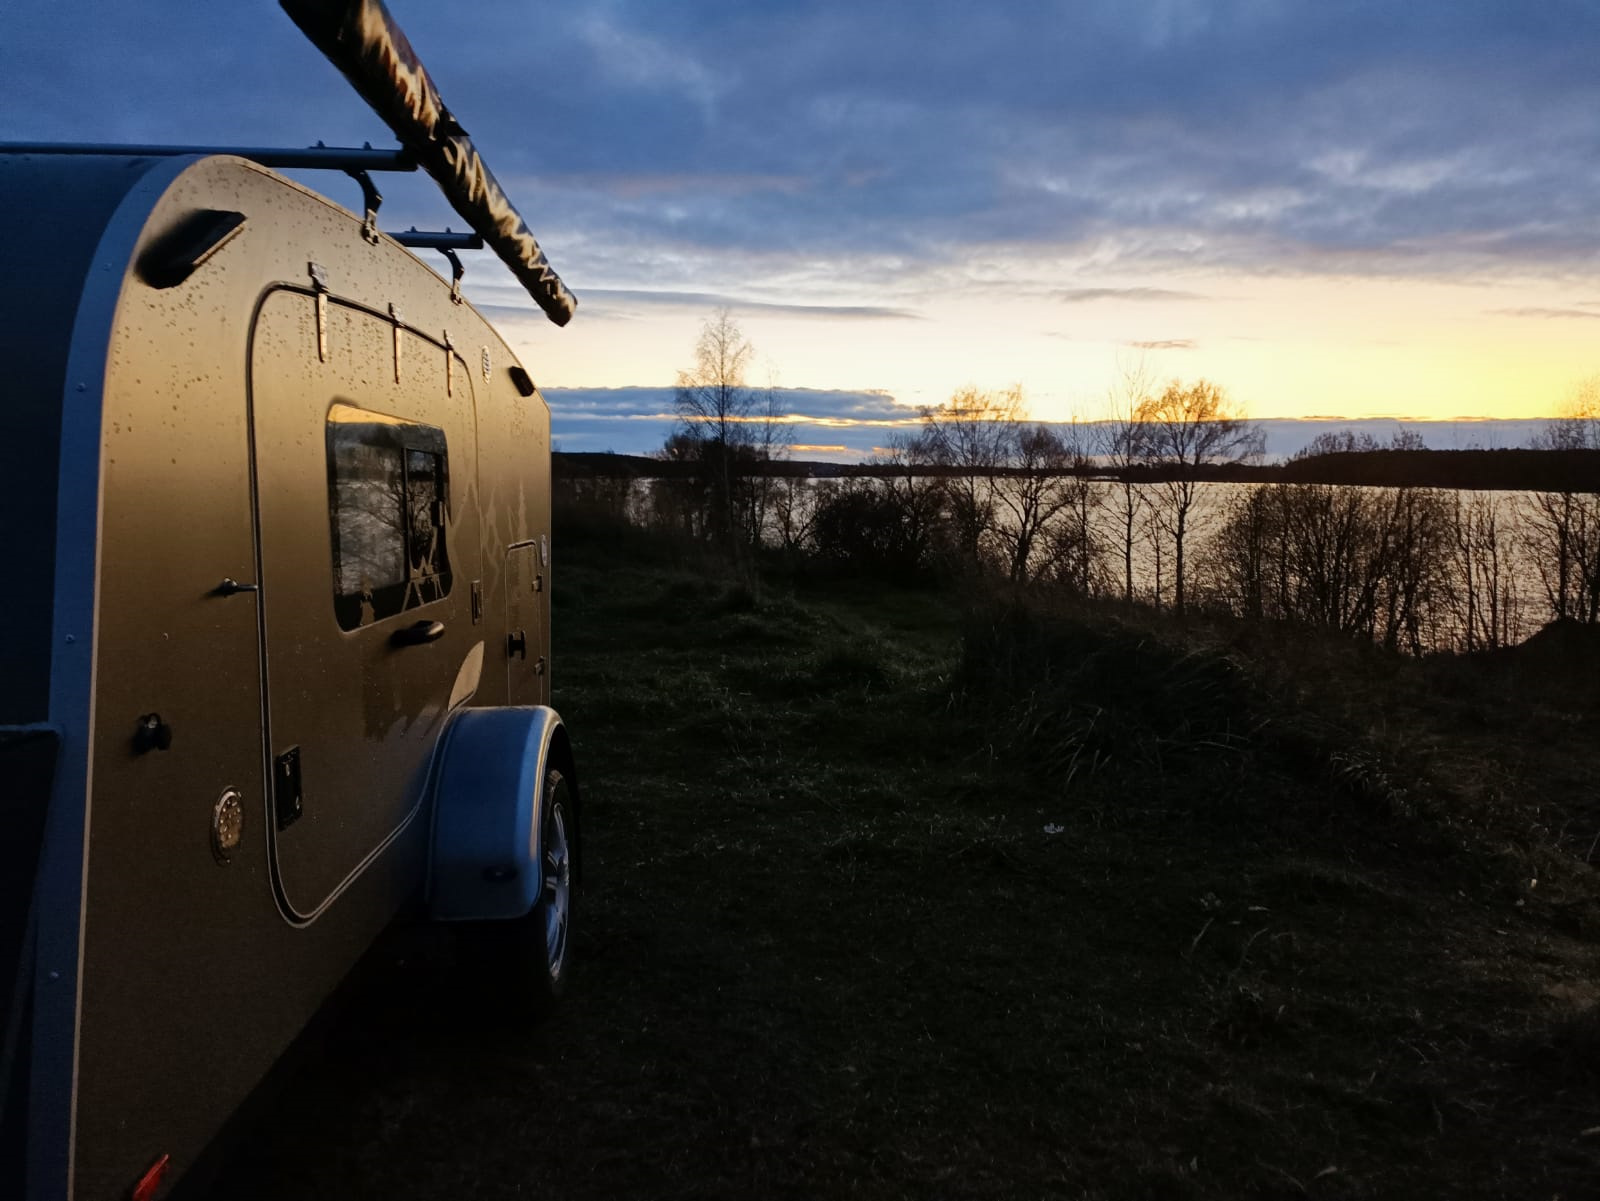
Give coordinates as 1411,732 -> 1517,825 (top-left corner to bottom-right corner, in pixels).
1,4 -> 584,1198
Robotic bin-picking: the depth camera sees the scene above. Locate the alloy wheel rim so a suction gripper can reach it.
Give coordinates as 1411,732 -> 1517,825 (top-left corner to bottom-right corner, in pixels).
542,803 -> 571,976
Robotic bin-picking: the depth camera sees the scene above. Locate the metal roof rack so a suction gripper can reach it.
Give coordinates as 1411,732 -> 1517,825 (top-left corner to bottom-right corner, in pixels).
0,141 -> 486,285
4,0 -> 579,327
0,142 -> 414,172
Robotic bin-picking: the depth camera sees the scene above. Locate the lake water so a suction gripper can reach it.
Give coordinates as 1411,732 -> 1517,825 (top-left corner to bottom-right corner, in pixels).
569,474 -> 1591,652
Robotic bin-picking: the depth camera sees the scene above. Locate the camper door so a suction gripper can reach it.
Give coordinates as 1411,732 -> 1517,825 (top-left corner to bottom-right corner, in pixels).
250,288 -> 480,920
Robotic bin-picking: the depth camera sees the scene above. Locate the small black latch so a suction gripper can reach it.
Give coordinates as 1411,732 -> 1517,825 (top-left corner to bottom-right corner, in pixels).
508,629 -> 527,660
274,746 -> 303,830
470,580 -> 483,625
133,713 -> 173,754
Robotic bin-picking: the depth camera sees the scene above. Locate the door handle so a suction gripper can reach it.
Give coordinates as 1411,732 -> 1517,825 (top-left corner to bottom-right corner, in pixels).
390,619 -> 446,647
508,628 -> 527,660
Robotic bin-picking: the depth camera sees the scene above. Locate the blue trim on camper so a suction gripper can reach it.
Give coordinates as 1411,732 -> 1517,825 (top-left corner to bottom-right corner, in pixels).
26,152 -> 201,1201
427,706 -> 566,923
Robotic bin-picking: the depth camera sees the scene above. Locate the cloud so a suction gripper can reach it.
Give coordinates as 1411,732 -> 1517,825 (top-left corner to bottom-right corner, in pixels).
543,385 -> 924,459
5,0 -> 1599,300
543,390 -> 1577,462
1490,306 -> 1600,320
579,289 -> 921,319
538,171 -> 807,199
569,11 -> 723,118
1126,339 -> 1197,350
543,386 -> 919,423
1058,288 -> 1207,304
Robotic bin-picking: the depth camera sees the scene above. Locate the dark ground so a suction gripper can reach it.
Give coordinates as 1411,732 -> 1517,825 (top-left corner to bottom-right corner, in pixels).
214,525 -> 1600,1200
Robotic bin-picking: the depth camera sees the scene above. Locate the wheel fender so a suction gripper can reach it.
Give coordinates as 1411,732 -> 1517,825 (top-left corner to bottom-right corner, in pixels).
428,705 -> 565,921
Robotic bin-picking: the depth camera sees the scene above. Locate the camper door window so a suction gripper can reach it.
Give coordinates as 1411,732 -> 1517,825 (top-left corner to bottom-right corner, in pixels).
327,404 -> 453,631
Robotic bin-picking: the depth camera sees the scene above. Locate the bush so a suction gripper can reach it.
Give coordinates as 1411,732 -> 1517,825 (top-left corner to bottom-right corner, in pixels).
954,600 -> 1258,784
809,479 -> 939,579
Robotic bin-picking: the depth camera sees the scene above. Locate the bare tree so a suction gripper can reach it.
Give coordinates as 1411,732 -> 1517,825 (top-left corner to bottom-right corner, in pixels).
1452,490 -> 1523,650
649,429 -> 714,540
1388,427 -> 1428,452
919,385 -> 1023,575
674,308 -> 758,551
993,423 -> 1081,583
808,434 -> 947,577
1546,375 -> 1600,451
1201,483 -> 1282,620
878,429 -> 950,573
1522,379 -> 1600,623
1039,419 -> 1105,594
1096,358 -> 1156,604
1291,429 -> 1381,460
767,471 -> 817,557
1524,488 -> 1600,623
1282,484 -> 1387,634
745,382 -> 789,547
1201,481 -> 1456,653
1136,378 -> 1264,615
1373,485 -> 1453,655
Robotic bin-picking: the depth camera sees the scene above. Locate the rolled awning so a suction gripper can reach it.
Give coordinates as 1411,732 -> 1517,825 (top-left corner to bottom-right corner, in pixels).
281,0 -> 577,326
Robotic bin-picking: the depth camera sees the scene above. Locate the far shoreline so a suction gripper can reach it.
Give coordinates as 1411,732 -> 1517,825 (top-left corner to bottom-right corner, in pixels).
555,445 -> 1600,494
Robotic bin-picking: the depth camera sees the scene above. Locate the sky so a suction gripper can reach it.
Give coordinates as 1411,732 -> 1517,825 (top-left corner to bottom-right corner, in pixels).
6,1 -> 1599,455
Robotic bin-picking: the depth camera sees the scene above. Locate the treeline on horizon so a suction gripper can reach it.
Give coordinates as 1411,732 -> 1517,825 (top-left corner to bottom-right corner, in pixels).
556,443 -> 1600,494
556,312 -> 1600,656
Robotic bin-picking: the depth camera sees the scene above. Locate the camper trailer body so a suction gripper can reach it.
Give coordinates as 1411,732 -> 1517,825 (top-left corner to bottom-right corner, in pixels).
0,150 -> 577,1200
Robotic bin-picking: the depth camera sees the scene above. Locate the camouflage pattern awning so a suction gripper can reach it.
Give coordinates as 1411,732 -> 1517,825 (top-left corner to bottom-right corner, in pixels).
281,0 -> 577,326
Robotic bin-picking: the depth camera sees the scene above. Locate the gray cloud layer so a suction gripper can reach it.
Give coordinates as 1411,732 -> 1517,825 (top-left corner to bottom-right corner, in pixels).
580,290 -> 920,319
6,1 -> 1598,292
545,386 -> 921,456
543,387 -> 1566,462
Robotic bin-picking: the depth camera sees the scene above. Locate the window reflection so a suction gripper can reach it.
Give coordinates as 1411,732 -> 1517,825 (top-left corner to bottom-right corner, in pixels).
327,404 -> 451,630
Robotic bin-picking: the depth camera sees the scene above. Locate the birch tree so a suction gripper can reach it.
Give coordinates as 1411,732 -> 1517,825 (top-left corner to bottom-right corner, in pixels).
1136,379 -> 1263,615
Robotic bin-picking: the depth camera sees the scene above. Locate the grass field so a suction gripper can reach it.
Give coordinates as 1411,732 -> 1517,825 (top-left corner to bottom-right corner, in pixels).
216,524 -> 1600,1200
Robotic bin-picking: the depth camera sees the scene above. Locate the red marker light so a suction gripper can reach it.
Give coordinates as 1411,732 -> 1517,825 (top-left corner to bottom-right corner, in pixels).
130,1153 -> 171,1201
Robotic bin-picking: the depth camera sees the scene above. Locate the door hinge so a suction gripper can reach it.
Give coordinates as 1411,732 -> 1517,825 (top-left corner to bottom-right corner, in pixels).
389,302 -> 403,382
308,261 -> 329,362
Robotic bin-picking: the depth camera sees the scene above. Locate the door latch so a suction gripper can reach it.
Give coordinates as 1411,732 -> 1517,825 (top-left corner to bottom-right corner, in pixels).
274,746 -> 303,830
133,713 -> 173,754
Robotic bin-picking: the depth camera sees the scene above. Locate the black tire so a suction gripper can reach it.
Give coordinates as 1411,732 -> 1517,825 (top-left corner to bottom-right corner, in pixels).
459,767 -> 575,1019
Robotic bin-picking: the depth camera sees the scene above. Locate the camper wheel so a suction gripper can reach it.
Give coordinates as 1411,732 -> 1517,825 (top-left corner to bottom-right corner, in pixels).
430,706 -> 580,1018
523,767 -> 575,1002
456,765 -> 577,1019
